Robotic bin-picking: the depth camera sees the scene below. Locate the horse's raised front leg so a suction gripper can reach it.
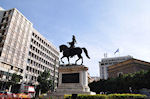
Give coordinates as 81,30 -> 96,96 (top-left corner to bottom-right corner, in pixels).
61,56 -> 65,64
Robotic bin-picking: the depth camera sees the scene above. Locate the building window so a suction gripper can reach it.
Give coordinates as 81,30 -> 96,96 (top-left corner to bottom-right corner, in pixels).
20,69 -> 23,73
26,66 -> 29,71
25,74 -> 28,79
27,59 -> 30,64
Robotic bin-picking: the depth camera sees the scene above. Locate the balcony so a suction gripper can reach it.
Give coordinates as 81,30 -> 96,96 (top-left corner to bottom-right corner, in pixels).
3,10 -> 11,18
0,35 -> 6,43
0,42 -> 4,47
1,20 -> 7,24
1,17 -> 10,24
0,24 -> 8,30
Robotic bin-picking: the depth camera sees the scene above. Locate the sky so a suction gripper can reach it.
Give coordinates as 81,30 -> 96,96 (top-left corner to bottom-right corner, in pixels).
1,0 -> 150,76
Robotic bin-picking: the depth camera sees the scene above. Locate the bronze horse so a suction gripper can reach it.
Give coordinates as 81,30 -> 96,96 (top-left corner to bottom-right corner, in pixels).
59,45 -> 90,65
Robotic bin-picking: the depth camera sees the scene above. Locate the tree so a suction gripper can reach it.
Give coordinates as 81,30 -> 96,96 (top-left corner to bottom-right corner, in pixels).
37,70 -> 52,94
10,73 -> 22,84
10,73 -> 22,93
89,69 -> 150,94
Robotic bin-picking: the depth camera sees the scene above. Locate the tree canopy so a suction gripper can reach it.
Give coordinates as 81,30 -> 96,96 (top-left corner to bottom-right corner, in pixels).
10,73 -> 22,84
37,70 -> 52,93
89,69 -> 150,94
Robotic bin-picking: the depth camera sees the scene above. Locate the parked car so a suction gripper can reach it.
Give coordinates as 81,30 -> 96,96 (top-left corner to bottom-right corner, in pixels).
0,91 -> 31,99
0,91 -> 14,99
17,93 -> 31,99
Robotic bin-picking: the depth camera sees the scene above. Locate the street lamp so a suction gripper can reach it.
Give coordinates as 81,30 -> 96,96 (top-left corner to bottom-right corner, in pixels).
3,69 -> 10,91
52,58 -> 56,92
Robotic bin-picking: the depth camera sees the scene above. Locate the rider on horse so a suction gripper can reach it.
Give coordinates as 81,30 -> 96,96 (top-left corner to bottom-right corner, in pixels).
59,35 -> 90,65
68,35 -> 77,48
68,35 -> 77,57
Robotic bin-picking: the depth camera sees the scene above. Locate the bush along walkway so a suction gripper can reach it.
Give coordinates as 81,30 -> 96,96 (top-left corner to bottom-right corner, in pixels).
64,94 -> 147,99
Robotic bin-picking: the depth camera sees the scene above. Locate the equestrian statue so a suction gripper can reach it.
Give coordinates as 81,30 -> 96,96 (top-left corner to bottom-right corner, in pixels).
59,35 -> 90,65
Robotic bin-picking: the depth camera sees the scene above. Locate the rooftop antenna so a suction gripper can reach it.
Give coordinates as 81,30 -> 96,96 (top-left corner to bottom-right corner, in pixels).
104,53 -> 107,58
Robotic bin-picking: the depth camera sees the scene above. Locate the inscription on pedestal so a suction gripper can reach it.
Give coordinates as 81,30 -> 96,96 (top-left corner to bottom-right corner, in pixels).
62,73 -> 79,83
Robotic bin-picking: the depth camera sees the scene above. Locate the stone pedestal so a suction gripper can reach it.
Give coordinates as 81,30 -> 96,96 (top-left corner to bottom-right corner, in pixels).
54,65 -> 95,95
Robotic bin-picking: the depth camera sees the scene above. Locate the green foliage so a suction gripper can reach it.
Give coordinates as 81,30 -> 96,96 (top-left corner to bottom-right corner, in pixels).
64,95 -> 71,99
10,73 -> 22,84
89,69 -> 150,93
64,94 -> 106,99
37,70 -> 52,93
64,94 -> 147,99
107,94 -> 147,99
77,94 -> 106,99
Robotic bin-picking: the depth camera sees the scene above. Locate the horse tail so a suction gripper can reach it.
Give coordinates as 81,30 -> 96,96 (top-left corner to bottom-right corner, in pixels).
82,48 -> 90,59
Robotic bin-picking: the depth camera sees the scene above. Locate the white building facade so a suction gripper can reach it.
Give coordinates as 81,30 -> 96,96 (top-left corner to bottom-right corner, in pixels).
99,56 -> 132,79
0,7 -> 59,86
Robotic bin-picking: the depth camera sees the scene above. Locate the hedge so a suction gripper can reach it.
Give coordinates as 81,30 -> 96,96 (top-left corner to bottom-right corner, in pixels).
107,94 -> 147,99
64,94 -> 147,99
64,94 -> 106,99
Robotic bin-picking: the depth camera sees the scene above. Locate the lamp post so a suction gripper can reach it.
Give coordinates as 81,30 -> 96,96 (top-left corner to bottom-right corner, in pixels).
0,72 -> 4,90
3,69 -> 10,91
52,58 -> 56,92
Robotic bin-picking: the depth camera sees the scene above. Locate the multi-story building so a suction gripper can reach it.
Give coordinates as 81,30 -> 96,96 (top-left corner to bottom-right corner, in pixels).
0,7 -> 59,86
99,55 -> 132,79
108,58 -> 150,78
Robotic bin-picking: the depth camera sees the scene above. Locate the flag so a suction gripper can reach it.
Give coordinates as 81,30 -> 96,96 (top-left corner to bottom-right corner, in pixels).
114,48 -> 119,54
